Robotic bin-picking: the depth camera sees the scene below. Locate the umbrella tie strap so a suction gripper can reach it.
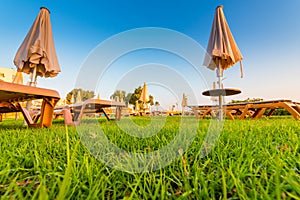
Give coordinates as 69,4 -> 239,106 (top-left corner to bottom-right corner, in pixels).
239,61 -> 244,78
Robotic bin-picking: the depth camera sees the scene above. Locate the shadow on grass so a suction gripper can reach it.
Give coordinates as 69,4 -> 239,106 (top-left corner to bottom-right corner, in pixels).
0,119 -> 29,130
52,118 -> 115,125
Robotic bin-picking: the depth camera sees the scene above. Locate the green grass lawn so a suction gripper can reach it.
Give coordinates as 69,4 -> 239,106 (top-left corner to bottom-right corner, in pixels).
0,116 -> 299,199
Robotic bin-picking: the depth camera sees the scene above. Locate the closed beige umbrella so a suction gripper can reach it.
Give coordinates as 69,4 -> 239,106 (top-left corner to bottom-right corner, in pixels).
139,82 -> 150,103
14,7 -> 60,86
181,93 -> 188,116
204,5 -> 243,78
203,5 -> 243,120
181,93 -> 188,107
135,100 -> 140,112
139,82 -> 150,113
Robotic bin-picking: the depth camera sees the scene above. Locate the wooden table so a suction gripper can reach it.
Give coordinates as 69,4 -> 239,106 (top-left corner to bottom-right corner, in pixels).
202,88 -> 241,97
202,88 -> 241,120
0,81 -> 60,127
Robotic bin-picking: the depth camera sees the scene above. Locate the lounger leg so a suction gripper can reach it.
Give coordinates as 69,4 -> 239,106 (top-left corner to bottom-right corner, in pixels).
40,98 -> 59,127
62,108 -> 79,125
16,103 -> 41,128
294,105 -> 300,114
238,104 -> 251,120
266,109 -> 276,117
115,106 -> 122,121
226,110 -> 235,120
203,108 -> 212,119
280,102 -> 300,121
253,108 -> 267,119
192,108 -> 200,119
102,109 -> 111,121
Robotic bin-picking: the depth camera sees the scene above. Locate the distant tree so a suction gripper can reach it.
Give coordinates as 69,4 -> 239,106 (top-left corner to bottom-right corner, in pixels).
124,93 -> 133,107
171,105 -> 175,111
271,108 -> 291,116
129,86 -> 143,108
155,101 -> 160,111
110,90 -> 126,102
230,98 -> 263,104
66,88 -> 94,104
110,90 -> 133,107
149,95 -> 154,106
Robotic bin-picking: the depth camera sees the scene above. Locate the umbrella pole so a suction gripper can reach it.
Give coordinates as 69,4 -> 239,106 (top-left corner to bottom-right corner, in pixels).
25,66 -> 37,125
217,66 -> 223,121
30,66 -> 37,86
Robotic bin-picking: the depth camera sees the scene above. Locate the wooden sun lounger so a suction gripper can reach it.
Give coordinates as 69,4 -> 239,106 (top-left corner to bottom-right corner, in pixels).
55,98 -> 126,125
189,99 -> 300,121
0,81 -> 60,128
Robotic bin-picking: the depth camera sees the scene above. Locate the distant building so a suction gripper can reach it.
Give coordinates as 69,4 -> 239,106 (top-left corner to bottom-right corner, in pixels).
0,67 -> 23,84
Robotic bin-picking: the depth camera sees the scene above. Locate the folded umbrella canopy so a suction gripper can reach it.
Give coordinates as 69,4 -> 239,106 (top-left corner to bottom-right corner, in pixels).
14,7 -> 60,86
139,82 -> 150,104
203,5 -> 243,78
139,82 -> 150,112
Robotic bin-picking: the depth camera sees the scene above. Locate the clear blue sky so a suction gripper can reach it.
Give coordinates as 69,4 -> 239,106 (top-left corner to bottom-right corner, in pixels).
0,0 -> 300,108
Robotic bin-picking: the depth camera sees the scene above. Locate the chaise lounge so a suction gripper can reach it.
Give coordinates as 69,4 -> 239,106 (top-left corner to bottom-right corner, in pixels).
55,98 -> 126,125
0,81 -> 60,128
189,99 -> 300,121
